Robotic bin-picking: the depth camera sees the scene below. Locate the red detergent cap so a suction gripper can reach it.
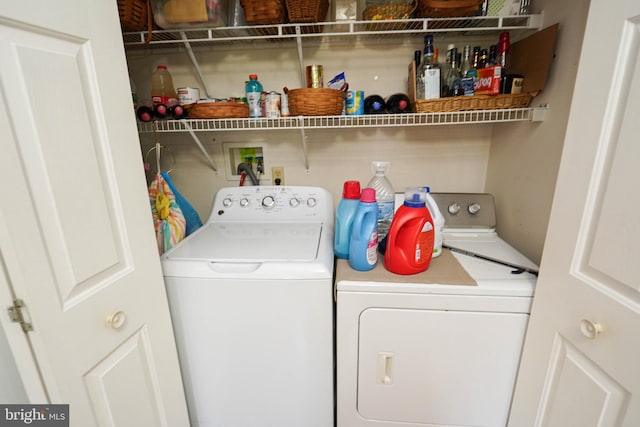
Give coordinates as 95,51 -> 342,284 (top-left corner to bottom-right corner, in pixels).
361,187 -> 376,203
342,180 -> 361,199
399,99 -> 408,110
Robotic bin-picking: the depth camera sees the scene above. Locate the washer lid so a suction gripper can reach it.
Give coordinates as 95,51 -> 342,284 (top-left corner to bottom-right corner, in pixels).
164,222 -> 322,262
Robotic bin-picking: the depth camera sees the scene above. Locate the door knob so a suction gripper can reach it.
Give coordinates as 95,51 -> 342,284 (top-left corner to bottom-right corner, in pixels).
580,319 -> 603,339
107,310 -> 127,330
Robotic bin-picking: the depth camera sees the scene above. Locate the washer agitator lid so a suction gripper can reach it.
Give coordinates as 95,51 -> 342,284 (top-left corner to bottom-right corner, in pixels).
163,221 -> 323,263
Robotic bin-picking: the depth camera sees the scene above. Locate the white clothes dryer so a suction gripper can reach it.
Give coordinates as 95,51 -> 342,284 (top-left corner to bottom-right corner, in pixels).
161,186 -> 334,427
336,193 -> 538,427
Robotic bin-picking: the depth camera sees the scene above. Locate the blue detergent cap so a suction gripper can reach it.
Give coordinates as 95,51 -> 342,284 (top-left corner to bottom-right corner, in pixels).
403,187 -> 426,208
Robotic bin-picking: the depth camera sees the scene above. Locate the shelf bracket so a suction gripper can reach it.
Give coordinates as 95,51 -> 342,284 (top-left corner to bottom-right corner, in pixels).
180,31 -> 211,98
295,26 -> 306,87
180,119 -> 218,172
298,116 -> 310,171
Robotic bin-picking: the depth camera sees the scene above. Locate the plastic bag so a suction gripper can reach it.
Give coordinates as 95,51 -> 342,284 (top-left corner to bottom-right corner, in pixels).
161,171 -> 203,236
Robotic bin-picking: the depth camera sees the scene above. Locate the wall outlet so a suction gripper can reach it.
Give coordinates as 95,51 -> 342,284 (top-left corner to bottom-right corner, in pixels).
272,166 -> 284,185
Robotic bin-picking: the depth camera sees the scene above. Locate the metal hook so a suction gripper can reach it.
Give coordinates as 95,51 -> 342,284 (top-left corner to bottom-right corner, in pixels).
145,144 -> 175,174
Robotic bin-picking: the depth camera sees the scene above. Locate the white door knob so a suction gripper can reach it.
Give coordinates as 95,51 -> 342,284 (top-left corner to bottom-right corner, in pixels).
107,310 -> 127,330
580,319 -> 603,339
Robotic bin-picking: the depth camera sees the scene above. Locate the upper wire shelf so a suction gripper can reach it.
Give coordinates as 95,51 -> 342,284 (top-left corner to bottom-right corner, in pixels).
123,15 -> 542,49
138,108 -> 545,133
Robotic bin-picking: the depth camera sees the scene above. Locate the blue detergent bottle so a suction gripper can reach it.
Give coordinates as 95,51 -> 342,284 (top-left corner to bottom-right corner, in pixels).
348,188 -> 379,271
334,180 -> 361,259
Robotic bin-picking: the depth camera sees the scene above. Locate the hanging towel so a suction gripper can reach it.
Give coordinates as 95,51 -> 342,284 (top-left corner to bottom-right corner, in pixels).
161,171 -> 203,236
149,172 -> 186,254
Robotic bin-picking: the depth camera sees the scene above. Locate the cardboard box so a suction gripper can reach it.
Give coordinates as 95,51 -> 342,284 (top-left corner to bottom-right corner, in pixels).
474,66 -> 502,95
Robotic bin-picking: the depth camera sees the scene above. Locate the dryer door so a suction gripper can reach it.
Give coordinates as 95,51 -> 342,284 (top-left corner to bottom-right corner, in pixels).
357,307 -> 528,426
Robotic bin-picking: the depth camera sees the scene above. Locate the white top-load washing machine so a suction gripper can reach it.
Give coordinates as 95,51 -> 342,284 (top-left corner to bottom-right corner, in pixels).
336,193 -> 538,427
161,186 -> 334,427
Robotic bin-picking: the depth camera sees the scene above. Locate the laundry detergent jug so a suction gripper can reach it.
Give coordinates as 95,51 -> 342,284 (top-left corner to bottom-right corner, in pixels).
348,188 -> 378,271
383,187 -> 435,275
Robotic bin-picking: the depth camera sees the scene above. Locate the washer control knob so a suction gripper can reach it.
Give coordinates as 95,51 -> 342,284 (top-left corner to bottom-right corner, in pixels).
289,198 -> 300,207
222,198 -> 233,207
239,198 -> 249,207
468,203 -> 481,215
262,196 -> 276,209
448,203 -> 461,215
307,197 -> 317,208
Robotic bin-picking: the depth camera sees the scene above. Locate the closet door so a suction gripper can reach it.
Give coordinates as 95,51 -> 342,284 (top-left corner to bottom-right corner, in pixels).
0,1 -> 190,425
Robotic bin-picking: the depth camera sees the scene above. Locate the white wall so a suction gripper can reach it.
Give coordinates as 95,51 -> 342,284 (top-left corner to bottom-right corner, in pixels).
486,0 -> 591,263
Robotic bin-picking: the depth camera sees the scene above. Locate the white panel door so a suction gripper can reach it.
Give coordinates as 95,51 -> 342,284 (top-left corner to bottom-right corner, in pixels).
0,1 -> 190,426
509,1 -> 640,425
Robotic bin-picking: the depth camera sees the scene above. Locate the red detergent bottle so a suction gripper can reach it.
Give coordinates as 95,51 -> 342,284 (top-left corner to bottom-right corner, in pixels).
383,187 -> 435,275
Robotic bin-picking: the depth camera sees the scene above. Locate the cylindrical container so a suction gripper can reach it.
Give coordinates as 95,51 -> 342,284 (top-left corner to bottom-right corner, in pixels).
245,74 -> 263,118
306,65 -> 324,88
335,180 -> 361,259
348,188 -> 379,271
345,91 -> 364,115
151,65 -> 178,106
280,93 -> 290,117
366,161 -> 395,242
424,187 -> 445,258
177,87 -> 200,105
384,187 -> 435,275
364,94 -> 385,114
264,91 -> 281,118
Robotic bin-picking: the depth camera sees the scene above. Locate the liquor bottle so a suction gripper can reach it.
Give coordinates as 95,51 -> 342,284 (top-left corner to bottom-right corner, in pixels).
441,45 -> 456,97
461,45 -> 473,77
497,31 -> 512,93
417,35 -> 441,99
385,93 -> 411,114
478,49 -> 489,68
364,95 -> 386,114
488,44 -> 498,66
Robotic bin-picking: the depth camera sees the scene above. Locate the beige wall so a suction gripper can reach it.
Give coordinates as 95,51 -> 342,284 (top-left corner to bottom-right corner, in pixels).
486,0 -> 590,263
127,3 -> 590,264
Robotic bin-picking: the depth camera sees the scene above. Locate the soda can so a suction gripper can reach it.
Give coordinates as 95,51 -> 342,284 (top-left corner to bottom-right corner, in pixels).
177,87 -> 200,105
264,91 -> 281,118
345,91 -> 364,115
306,65 -> 324,88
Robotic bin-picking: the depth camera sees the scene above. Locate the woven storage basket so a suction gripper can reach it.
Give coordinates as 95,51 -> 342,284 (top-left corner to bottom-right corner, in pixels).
241,0 -> 287,25
286,0 -> 330,23
414,93 -> 533,113
118,0 -> 154,45
288,88 -> 345,116
186,102 -> 250,119
416,0 -> 483,18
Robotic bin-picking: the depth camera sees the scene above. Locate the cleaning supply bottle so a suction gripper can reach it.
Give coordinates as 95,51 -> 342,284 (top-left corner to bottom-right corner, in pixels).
334,180 -> 361,259
348,188 -> 378,271
425,186 -> 445,258
151,65 -> 178,106
383,187 -> 435,275
366,161 -> 395,242
245,74 -> 263,118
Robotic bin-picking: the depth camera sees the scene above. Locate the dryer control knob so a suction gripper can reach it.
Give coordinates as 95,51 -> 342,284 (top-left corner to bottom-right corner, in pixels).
307,197 -> 317,208
448,203 -> 461,215
240,198 -> 250,207
289,198 -> 300,207
262,196 -> 276,209
468,203 -> 481,215
223,198 -> 233,207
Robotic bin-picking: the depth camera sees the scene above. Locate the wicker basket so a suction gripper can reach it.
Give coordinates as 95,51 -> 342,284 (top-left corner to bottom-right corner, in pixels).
118,0 -> 154,45
416,0 -> 483,18
414,93 -> 533,113
185,102 -> 250,119
240,0 -> 287,25
288,88 -> 345,116
286,0 -> 330,23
